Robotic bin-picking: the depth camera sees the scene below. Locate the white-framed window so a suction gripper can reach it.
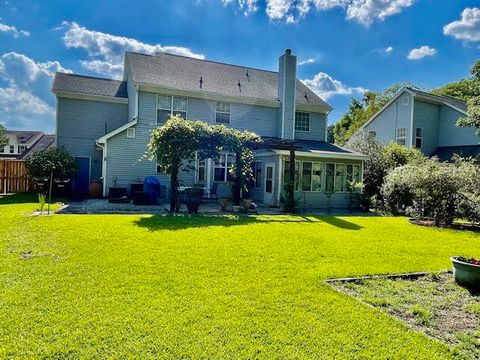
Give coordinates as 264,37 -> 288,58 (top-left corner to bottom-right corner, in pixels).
215,102 -> 231,124
0,147 -> 4,153
295,111 -> 310,132
415,128 -> 423,149
214,153 -> 234,182
284,160 -> 300,191
250,161 -> 262,189
402,95 -> 410,106
326,163 -> 346,193
284,161 -> 322,192
9,145 -> 15,154
156,95 -> 187,124
18,145 -> 26,153
126,128 -> 136,139
396,128 -> 406,146
197,157 -> 206,182
346,164 -> 361,191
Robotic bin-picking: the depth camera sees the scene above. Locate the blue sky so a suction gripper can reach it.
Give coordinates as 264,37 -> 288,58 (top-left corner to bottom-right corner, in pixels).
0,0 -> 479,133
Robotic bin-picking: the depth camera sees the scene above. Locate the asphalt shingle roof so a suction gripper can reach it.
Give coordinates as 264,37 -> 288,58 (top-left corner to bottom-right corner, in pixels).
125,52 -> 331,110
19,134 -> 55,159
52,72 -> 128,98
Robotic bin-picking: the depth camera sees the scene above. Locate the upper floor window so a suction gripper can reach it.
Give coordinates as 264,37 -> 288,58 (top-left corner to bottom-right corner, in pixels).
415,128 -> 423,149
0,147 -> 4,153
295,111 -> 310,132
215,102 -> 230,124
401,95 -> 410,106
18,145 -> 26,153
157,95 -> 187,124
396,128 -> 406,146
9,145 -> 15,154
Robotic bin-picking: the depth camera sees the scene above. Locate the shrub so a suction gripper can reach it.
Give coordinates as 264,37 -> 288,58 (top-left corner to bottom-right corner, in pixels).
24,147 -> 77,180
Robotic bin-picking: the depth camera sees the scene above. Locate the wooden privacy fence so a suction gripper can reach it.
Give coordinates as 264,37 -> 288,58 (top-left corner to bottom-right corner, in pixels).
0,160 -> 33,194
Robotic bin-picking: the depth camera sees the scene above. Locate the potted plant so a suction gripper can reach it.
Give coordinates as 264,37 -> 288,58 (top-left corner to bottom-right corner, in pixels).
219,198 -> 231,212
185,187 -> 203,214
451,256 -> 480,289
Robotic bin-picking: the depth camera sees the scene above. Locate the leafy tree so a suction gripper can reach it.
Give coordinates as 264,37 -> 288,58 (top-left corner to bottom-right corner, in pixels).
24,147 -> 77,180
332,83 -> 411,145
0,124 -> 7,148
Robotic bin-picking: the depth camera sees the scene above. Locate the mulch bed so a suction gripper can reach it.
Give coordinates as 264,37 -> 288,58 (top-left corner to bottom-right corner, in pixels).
409,218 -> 480,232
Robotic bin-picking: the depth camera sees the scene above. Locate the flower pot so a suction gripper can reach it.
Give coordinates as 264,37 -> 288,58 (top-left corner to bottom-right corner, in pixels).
89,180 -> 103,198
186,197 -> 200,214
451,256 -> 480,289
242,199 -> 252,210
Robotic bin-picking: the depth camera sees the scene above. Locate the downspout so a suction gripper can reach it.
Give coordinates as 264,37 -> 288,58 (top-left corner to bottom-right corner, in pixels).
96,140 -> 107,197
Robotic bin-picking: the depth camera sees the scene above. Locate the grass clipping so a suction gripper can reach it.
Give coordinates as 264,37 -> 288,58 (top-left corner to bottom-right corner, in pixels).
331,273 -> 480,359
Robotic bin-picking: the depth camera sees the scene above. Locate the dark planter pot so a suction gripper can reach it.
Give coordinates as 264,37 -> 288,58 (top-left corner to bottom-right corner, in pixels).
451,256 -> 480,289
186,197 -> 201,214
89,180 -> 103,198
109,187 -> 127,199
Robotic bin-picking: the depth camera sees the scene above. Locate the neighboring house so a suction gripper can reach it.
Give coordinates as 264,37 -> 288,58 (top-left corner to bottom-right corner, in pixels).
0,131 -> 54,160
347,87 -> 480,160
52,49 -> 366,208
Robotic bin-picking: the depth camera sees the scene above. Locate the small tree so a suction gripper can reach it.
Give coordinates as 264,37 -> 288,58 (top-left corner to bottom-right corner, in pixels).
24,147 -> 77,180
456,60 -> 480,134
148,116 -> 218,212
0,124 -> 7,148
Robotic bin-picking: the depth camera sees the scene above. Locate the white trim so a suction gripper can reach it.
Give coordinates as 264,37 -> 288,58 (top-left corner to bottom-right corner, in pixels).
55,91 -> 128,104
294,111 -> 311,133
409,94 -> 415,147
264,162 -> 276,205
272,149 -> 367,160
97,119 -> 138,143
126,128 -> 136,139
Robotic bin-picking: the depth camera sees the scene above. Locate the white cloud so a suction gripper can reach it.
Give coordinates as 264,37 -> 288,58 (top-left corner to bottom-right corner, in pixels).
222,0 -> 258,15
79,60 -> 123,79
0,52 -> 69,131
0,20 -> 29,37
61,21 -> 205,78
220,0 -> 414,26
443,7 -> 480,43
385,46 -> 394,54
299,58 -> 316,65
301,72 -> 366,100
407,45 -> 437,60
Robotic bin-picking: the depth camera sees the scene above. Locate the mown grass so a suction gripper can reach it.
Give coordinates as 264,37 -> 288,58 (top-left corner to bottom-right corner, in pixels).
1,197 -> 480,358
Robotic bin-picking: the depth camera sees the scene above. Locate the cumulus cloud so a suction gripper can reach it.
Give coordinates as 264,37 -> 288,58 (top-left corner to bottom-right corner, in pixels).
0,20 -> 29,37
220,0 -> 414,26
385,46 -> 394,54
443,7 -> 480,43
222,0 -> 258,15
298,58 -> 316,65
301,72 -> 366,100
0,52 -> 70,131
61,21 -> 205,78
407,45 -> 437,60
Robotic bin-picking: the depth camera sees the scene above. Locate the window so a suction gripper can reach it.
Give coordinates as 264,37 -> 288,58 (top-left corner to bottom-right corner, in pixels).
325,163 -> 335,193
396,128 -> 406,146
295,111 -> 310,132
402,96 -> 410,106
335,164 -> 345,192
157,95 -> 187,124
18,145 -> 26,153
0,147 -> 4,153
126,128 -> 135,139
156,164 -> 162,174
9,145 -> 14,154
197,157 -> 206,182
301,162 -> 312,191
214,153 -> 234,182
312,163 -> 322,192
284,161 -> 322,192
284,160 -> 300,191
250,162 -> 262,189
346,164 -> 361,191
215,102 -> 231,124
415,128 -> 423,149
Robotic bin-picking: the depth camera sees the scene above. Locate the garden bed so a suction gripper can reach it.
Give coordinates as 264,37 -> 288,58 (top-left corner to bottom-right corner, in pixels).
409,218 -> 480,232
330,272 -> 480,359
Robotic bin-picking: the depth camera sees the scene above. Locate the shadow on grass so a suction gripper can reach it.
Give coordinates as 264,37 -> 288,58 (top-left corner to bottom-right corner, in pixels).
133,214 -> 363,231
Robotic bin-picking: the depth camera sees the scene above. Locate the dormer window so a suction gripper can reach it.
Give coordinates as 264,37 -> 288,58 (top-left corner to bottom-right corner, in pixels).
215,102 -> 230,124
295,111 -> 310,132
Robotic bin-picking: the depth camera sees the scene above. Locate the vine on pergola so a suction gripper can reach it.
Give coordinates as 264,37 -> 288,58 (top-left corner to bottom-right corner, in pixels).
147,115 -> 261,212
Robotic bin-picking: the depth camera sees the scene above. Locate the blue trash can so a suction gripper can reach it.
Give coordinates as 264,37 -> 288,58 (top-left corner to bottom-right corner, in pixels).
143,176 -> 161,205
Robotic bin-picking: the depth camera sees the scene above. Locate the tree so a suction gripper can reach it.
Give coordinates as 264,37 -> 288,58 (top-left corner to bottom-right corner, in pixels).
24,147 -> 77,180
332,83 -> 412,145
148,116 -> 218,212
0,124 -> 7,148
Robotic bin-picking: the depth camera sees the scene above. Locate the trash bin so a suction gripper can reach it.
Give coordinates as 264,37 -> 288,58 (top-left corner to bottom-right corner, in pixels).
143,176 -> 161,205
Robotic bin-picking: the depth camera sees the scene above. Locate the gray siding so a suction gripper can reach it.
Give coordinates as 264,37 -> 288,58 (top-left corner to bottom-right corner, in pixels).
363,92 -> 413,146
412,100 -> 440,156
294,112 -> 327,141
438,106 -> 479,147
56,97 -> 128,180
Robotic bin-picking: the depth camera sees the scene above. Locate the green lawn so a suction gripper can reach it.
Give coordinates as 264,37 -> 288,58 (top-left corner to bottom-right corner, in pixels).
1,197 -> 480,359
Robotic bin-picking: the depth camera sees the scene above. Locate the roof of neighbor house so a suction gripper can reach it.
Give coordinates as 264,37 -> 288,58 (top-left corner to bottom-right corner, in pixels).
19,134 -> 55,159
431,145 -> 480,162
52,72 -> 128,98
124,52 -> 332,110
7,130 -> 43,144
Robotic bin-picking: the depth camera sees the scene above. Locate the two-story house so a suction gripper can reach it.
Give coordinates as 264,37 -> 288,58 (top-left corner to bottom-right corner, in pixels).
347,87 -> 480,160
0,131 -> 55,159
53,49 -> 366,208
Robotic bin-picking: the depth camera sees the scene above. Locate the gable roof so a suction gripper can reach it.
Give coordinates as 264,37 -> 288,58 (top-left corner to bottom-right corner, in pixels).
125,52 -> 332,111
349,87 -> 468,141
52,72 -> 128,98
6,130 -> 43,144
19,134 -> 55,159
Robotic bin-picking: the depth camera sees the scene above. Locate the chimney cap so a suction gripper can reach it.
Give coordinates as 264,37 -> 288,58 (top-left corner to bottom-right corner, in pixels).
285,49 -> 292,55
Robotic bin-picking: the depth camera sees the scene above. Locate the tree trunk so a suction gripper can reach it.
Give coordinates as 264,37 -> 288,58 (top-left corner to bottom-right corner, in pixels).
170,165 -> 180,213
233,152 -> 241,206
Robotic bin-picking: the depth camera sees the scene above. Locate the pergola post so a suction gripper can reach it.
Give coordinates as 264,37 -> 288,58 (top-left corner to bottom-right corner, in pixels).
287,146 -> 296,213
